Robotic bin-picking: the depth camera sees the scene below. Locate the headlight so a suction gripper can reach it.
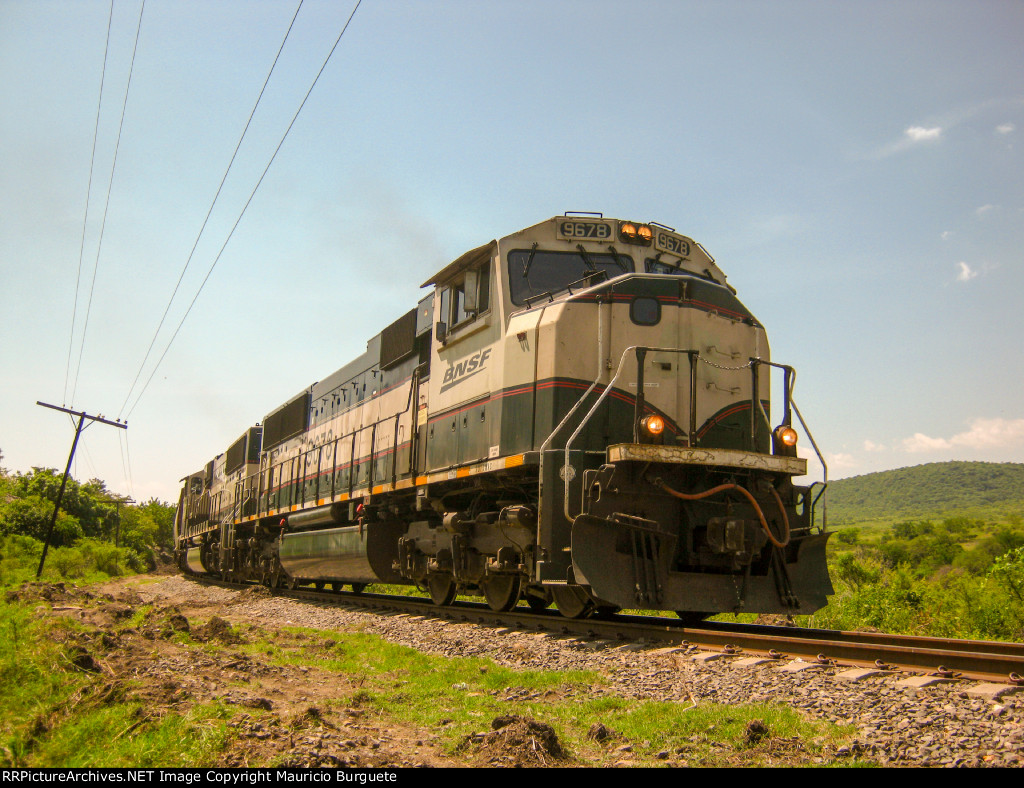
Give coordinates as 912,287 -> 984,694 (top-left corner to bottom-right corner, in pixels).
773,425 -> 798,456
640,414 -> 665,437
619,221 -> 653,245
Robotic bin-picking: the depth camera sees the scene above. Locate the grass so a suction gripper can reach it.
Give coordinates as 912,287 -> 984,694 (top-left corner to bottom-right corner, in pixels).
1,578 -> 861,768
23,702 -> 233,768
238,622 -> 854,766
0,596 -> 233,767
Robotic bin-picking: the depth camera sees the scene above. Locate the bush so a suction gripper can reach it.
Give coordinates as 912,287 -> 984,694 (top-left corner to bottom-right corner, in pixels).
0,496 -> 83,546
49,545 -> 88,579
952,547 -> 993,574
989,547 -> 1024,603
0,535 -> 44,587
832,553 -> 879,589
835,528 -> 859,545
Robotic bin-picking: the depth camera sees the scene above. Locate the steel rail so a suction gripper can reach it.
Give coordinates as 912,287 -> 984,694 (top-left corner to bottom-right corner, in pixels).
190,576 -> 1024,684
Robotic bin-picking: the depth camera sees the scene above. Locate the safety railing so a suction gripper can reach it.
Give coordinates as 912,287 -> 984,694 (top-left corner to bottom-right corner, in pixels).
252,370 -> 420,519
539,345 -> 827,528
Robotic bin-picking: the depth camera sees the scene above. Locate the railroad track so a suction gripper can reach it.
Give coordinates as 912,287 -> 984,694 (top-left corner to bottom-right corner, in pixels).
193,576 -> 1024,685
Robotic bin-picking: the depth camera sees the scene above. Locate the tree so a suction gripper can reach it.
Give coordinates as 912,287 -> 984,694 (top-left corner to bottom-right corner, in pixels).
140,499 -> 176,550
0,494 -> 83,545
13,468 -> 113,538
989,547 -> 1024,603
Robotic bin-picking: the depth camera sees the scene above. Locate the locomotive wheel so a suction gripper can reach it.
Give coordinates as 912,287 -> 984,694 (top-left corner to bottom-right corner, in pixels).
427,574 -> 457,606
552,586 -> 594,619
350,583 -> 367,594
482,575 -> 523,612
676,611 -> 711,626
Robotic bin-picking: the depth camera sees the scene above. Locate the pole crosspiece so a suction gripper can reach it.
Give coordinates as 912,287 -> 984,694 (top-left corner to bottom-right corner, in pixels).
35,401 -> 127,579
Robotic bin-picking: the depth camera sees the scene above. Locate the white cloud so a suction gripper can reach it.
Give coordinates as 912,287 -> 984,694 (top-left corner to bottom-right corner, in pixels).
863,101 -> 1024,159
825,452 -> 857,472
903,433 -> 952,452
950,418 -> 1024,450
975,204 -> 996,217
956,261 -> 978,282
863,440 -> 886,452
863,124 -> 944,160
905,126 -> 942,142
940,231 -> 953,241
902,418 -> 1024,453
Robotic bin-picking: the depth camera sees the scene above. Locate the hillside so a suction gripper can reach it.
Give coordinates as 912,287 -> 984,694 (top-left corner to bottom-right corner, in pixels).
825,461 -> 1024,525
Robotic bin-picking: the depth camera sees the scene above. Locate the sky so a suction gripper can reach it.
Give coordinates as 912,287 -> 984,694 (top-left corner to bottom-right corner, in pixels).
2,0 -> 1023,504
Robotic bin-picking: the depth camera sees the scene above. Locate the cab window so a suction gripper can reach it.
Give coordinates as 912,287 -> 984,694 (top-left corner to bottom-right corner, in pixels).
646,259 -> 683,275
442,262 -> 490,332
507,249 -> 633,305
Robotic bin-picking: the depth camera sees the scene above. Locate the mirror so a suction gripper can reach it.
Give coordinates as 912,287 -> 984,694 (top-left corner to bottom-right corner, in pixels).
463,269 -> 479,314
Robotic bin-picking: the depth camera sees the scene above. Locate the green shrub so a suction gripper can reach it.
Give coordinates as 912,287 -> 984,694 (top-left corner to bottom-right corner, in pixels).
989,547 -> 1024,603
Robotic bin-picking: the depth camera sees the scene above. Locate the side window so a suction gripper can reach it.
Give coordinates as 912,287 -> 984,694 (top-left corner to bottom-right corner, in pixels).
445,262 -> 490,330
646,259 -> 681,275
630,296 -> 661,326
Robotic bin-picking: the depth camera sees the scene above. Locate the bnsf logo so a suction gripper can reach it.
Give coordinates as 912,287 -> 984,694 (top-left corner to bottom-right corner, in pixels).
440,348 -> 491,393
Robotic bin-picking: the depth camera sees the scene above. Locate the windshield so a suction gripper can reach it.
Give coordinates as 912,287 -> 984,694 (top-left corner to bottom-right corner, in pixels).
507,249 -> 633,305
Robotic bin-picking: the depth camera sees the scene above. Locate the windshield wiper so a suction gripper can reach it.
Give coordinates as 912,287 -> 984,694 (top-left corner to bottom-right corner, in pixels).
605,244 -> 629,273
575,244 -> 600,276
521,242 -> 540,278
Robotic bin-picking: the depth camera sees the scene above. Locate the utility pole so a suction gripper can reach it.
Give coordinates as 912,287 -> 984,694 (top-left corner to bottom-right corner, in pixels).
35,401 -> 127,580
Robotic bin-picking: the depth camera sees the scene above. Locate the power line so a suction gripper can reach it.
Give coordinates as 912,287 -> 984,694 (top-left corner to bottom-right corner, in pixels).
71,0 -> 147,408
63,0 -> 115,408
124,0 -> 364,418
117,427 -> 131,498
118,0 -> 305,420
123,429 -> 136,500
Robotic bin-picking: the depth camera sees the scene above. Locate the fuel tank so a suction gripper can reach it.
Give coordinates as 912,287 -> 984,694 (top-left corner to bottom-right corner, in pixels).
278,525 -> 377,584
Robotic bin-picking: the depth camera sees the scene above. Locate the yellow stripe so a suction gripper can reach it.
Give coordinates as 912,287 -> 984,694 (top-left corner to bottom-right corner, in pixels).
505,454 -> 524,468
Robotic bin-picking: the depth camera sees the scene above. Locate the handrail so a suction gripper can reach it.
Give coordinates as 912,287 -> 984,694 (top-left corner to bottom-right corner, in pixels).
751,357 -> 829,531
256,371 -> 419,519
554,347 -> 824,527
561,345 -> 700,522
791,398 -> 828,531
536,296 -> 605,546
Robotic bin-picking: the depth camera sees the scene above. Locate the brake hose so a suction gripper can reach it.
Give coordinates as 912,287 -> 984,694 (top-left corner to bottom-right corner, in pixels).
653,480 -> 791,549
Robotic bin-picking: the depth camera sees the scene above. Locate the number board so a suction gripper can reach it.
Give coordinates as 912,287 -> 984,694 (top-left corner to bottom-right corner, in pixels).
557,219 -> 613,241
654,230 -> 692,258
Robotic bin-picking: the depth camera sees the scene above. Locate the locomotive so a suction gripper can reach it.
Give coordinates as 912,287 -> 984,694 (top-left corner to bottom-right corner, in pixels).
175,214 -> 832,620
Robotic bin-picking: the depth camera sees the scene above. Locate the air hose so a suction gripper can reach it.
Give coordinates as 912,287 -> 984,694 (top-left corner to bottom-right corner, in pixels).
653,479 -> 791,549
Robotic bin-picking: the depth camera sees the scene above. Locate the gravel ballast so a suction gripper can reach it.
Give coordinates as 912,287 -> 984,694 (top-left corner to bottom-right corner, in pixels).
143,576 -> 1024,768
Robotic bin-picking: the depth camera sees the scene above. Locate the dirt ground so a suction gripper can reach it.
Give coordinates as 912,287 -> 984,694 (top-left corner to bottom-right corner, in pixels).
7,577 -> 589,768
